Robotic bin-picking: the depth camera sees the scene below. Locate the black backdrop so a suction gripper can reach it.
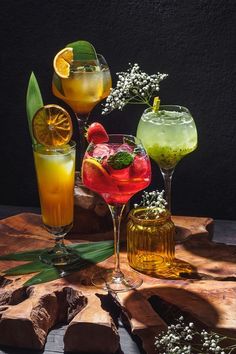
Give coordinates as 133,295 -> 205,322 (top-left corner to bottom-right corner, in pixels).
1,0 -> 236,220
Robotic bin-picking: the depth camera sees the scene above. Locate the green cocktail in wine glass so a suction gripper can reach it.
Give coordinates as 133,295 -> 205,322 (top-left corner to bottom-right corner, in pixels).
137,105 -> 198,211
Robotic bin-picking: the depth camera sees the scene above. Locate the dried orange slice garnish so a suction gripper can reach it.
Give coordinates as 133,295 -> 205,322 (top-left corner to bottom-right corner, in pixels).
53,47 -> 73,78
32,104 -> 72,147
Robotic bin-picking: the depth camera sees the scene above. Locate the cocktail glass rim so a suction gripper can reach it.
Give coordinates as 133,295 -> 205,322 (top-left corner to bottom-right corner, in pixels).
89,134 -> 142,145
32,140 -> 76,154
143,104 -> 192,116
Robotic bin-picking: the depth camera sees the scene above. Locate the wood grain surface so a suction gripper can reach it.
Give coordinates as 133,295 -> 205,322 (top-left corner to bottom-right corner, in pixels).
0,213 -> 235,354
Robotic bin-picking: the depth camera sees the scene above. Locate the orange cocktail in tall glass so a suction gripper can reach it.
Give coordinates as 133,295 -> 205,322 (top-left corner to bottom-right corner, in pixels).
33,141 -> 77,266
33,143 -> 75,229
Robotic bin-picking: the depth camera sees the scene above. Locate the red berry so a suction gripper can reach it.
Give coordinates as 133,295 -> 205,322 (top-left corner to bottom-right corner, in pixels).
108,165 -> 130,179
87,123 -> 109,144
130,155 -> 150,177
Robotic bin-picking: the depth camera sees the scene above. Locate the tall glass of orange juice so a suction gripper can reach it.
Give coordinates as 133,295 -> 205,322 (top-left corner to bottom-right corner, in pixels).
33,141 -> 78,266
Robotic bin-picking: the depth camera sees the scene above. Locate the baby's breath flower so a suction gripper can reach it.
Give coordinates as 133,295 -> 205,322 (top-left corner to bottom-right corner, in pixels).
154,317 -> 236,354
134,189 -> 167,219
102,63 -> 168,114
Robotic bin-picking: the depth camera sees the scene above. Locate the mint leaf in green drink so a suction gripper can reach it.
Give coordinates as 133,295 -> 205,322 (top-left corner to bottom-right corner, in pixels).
26,72 -> 44,144
66,40 -> 97,61
108,151 -> 134,170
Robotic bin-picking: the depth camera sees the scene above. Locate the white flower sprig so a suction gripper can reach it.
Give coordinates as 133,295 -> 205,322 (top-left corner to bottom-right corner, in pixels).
155,316 -> 236,354
102,63 -> 168,115
134,190 -> 167,219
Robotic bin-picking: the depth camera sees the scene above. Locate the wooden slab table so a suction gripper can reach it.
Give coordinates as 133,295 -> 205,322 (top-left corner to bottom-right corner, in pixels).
0,207 -> 235,354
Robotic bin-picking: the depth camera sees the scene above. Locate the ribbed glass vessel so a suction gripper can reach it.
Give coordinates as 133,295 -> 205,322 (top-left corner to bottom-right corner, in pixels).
127,208 -> 175,274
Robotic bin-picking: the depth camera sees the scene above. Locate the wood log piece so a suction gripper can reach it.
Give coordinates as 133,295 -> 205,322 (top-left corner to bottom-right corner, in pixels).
140,280 -> 236,337
73,174 -> 112,234
0,283 -> 86,349
64,293 -> 119,353
0,213 -> 235,354
172,215 -> 214,242
114,290 -> 167,354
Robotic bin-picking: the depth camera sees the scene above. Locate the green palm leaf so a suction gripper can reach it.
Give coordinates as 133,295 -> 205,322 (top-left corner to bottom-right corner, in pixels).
0,241 -> 114,261
4,261 -> 48,275
24,268 -> 59,286
0,249 -> 48,261
1,241 -> 114,286
26,72 -> 43,144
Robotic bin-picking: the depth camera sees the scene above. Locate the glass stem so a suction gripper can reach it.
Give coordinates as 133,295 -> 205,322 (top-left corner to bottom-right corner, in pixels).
108,204 -> 125,280
160,167 -> 175,212
75,113 -> 90,171
54,235 -> 66,253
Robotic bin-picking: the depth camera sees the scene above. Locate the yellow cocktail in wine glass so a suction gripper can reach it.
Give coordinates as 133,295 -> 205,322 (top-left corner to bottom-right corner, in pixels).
52,41 -> 112,169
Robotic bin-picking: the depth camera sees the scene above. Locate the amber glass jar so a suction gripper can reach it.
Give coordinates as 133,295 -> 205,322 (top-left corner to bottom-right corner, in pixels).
127,208 -> 175,274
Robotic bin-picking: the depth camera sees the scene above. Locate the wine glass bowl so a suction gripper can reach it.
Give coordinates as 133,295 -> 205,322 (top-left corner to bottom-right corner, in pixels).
52,54 -> 111,116
137,105 -> 198,211
82,134 -> 151,292
52,54 -> 112,169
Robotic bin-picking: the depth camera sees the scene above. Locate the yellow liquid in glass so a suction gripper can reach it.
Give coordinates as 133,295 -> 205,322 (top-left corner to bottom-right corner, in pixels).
127,209 -> 175,274
52,68 -> 111,114
34,145 -> 75,228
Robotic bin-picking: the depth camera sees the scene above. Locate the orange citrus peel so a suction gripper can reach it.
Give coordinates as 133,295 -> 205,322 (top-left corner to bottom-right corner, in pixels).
53,48 -> 73,78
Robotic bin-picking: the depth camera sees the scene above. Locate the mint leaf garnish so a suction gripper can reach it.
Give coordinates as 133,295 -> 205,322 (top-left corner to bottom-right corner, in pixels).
66,40 -> 97,61
108,151 -> 134,170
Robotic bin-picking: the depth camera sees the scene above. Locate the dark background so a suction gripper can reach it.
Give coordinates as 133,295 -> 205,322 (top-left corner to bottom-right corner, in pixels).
1,0 -> 236,220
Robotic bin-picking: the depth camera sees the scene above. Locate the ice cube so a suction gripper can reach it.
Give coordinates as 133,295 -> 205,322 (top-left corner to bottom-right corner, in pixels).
75,64 -> 100,72
93,144 -> 111,158
117,143 -> 133,153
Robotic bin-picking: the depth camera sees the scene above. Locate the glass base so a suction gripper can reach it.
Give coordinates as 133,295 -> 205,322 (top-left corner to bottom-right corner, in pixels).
39,246 -> 79,266
91,269 -> 143,292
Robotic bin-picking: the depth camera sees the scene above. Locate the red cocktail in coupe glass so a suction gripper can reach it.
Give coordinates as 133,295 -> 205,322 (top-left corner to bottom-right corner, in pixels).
82,133 -> 151,292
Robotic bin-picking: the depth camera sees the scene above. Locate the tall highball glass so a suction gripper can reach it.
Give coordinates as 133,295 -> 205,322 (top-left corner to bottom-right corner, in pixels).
33,141 -> 78,266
